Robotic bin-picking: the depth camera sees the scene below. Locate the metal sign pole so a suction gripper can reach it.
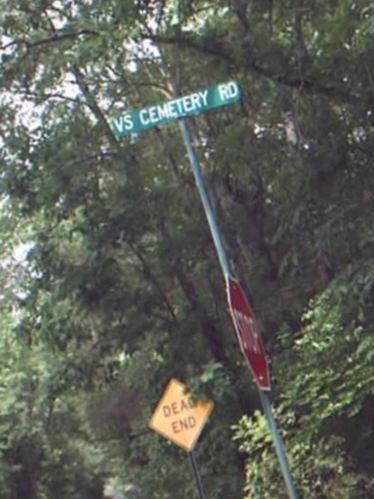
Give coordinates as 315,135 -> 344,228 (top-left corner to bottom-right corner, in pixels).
178,118 -> 231,280
188,451 -> 206,499
259,390 -> 299,499
178,117 -> 299,499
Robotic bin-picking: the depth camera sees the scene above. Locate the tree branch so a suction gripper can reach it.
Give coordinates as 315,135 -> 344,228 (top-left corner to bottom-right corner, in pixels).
0,30 -> 99,52
147,33 -> 362,104
128,241 -> 178,325
71,65 -> 119,150
21,89 -> 86,107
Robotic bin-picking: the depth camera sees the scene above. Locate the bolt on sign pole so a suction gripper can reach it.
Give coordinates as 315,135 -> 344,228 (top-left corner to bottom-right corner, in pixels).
111,81 -> 298,499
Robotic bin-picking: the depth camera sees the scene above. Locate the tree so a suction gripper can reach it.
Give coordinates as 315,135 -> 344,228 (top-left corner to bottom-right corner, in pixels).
0,1 -> 372,497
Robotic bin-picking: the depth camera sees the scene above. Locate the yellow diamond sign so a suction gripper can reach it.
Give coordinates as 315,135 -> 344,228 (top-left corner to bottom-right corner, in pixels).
149,379 -> 214,452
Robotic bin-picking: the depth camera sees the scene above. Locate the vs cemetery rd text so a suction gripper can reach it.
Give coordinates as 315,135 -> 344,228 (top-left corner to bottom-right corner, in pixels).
111,81 -> 241,137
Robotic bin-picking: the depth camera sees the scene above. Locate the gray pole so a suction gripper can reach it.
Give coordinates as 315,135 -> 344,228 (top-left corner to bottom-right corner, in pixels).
259,390 -> 299,499
178,118 -> 231,279
188,451 -> 206,499
178,117 -> 299,499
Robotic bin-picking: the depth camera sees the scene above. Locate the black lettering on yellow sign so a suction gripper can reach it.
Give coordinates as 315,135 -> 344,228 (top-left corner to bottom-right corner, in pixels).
162,398 -> 195,417
171,416 -> 197,433
149,379 -> 214,451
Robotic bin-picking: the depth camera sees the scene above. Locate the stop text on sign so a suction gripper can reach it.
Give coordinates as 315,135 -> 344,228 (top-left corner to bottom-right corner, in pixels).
232,309 -> 262,355
226,277 -> 270,391
111,81 -> 241,138
149,379 -> 214,452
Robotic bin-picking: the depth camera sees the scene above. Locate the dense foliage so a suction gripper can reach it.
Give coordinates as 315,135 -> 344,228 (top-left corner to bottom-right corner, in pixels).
0,1 -> 373,498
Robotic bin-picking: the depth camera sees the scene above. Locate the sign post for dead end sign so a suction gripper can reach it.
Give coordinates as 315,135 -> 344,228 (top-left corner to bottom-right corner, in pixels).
112,80 -> 299,499
149,379 -> 213,499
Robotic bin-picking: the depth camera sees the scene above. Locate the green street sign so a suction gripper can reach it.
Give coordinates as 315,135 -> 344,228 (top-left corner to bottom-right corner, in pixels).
111,81 -> 241,138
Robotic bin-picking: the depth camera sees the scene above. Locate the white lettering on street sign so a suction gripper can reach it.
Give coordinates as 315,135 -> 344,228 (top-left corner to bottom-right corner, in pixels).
111,81 -> 241,137
226,277 -> 270,390
232,309 -> 261,354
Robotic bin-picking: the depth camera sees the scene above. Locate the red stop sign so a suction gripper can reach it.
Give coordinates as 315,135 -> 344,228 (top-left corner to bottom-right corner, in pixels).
226,277 -> 270,390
